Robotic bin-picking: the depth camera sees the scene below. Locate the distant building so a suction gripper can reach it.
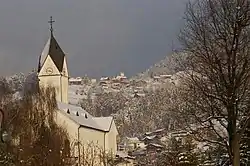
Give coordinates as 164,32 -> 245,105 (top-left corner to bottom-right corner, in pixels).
153,76 -> 160,81
124,137 -> 145,151
69,77 -> 83,85
91,79 -> 97,84
116,72 -> 127,81
100,76 -> 110,81
159,74 -> 172,79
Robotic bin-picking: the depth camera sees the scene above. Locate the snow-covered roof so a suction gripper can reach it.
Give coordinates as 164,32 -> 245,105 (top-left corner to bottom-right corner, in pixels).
93,117 -> 113,132
116,151 -> 129,158
146,143 -> 164,148
116,151 -> 135,159
153,76 -> 161,79
159,74 -> 172,78
154,128 -> 165,133
69,77 -> 82,82
142,135 -> 157,140
57,102 -> 113,132
100,77 -> 109,81
145,131 -> 153,135
126,137 -> 140,142
40,37 -> 50,68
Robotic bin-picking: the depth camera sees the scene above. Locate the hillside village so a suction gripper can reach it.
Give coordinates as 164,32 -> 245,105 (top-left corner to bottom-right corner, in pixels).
1,0 -> 250,165
3,39 -> 250,166
8,63 -> 208,165
1,22 -> 195,165
2,47 -> 250,165
66,70 -> 212,165
4,46 -> 248,165
4,55 -> 196,165
68,72 -> 174,106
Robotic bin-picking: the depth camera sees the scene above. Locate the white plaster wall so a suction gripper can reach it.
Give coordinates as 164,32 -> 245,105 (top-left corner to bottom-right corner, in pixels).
39,75 -> 62,101
61,76 -> 69,104
55,111 -> 118,162
60,57 -> 69,104
55,110 -> 80,157
105,121 -> 118,155
38,55 -> 69,103
55,110 -> 79,141
38,55 -> 60,76
79,127 -> 105,148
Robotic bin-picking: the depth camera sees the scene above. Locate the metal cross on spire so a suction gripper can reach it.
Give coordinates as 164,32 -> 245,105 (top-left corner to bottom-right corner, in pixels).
48,16 -> 55,34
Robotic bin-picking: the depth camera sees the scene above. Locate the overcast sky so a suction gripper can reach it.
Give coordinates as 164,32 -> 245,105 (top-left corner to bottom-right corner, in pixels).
0,0 -> 187,78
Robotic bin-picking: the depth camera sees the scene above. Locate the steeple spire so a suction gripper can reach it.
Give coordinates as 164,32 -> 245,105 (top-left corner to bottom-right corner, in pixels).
39,16 -> 66,73
48,16 -> 55,35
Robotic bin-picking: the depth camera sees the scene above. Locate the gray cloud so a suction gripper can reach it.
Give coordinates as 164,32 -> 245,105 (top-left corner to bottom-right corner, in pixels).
0,0 -> 187,78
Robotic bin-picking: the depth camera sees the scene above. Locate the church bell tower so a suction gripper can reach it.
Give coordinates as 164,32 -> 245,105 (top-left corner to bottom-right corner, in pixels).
38,16 -> 69,104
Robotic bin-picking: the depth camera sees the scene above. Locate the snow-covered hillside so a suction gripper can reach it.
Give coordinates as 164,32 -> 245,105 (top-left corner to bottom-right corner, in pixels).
132,51 -> 188,80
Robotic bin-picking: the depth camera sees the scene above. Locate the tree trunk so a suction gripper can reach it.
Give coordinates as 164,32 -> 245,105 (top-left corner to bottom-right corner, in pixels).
232,134 -> 240,166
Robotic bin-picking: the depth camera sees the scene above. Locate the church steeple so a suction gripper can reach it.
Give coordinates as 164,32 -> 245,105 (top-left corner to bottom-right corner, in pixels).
38,16 -> 66,73
38,17 -> 69,104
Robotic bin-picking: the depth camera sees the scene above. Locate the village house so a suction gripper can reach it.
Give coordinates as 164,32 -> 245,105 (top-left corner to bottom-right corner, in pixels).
112,72 -> 128,82
124,137 -> 146,151
153,76 -> 160,81
69,77 -> 83,85
159,74 -> 172,79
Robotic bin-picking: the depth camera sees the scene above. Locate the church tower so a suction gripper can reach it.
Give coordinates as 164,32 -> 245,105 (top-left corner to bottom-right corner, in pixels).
38,17 -> 69,104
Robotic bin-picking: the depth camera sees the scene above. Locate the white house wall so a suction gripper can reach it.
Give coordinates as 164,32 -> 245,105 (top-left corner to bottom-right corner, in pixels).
39,75 -> 62,102
55,110 -> 80,157
38,55 -> 69,103
79,127 -> 105,149
60,76 -> 69,104
105,121 -> 118,155
55,110 -> 79,141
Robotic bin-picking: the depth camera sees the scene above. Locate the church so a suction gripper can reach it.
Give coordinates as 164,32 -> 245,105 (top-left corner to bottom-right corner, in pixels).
36,17 -> 118,160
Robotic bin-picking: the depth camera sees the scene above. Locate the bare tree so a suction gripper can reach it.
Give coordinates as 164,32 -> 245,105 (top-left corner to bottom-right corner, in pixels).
81,92 -> 128,117
155,136 -> 202,166
70,141 -> 118,166
0,85 -> 70,166
178,0 -> 250,165
115,86 -> 177,138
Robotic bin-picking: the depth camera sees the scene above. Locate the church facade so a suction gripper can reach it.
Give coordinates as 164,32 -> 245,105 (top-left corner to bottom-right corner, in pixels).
37,22 -> 118,161
38,32 -> 69,104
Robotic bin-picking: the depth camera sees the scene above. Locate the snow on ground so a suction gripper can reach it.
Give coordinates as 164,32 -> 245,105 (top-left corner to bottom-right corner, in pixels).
68,85 -> 87,106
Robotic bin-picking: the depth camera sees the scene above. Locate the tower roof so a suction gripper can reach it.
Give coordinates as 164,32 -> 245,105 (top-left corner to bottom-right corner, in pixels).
39,33 -> 65,72
38,17 -> 65,73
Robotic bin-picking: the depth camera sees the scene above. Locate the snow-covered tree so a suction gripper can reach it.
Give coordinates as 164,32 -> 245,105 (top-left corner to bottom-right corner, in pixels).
81,91 -> 128,117
0,83 -> 70,165
178,0 -> 250,165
